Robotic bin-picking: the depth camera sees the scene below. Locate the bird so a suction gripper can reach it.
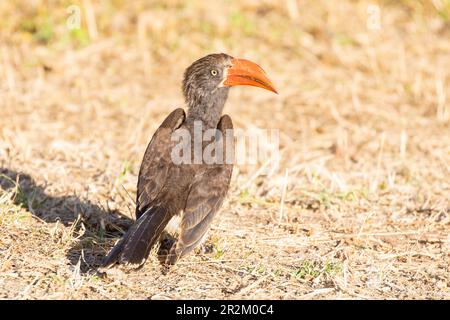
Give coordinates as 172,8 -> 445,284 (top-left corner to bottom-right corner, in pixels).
100,53 -> 277,270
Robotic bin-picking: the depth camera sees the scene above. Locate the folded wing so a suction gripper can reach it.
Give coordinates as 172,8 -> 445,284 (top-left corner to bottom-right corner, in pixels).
165,115 -> 234,264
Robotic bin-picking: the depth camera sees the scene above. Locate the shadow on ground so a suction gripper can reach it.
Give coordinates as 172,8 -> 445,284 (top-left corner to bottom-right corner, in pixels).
0,167 -> 132,274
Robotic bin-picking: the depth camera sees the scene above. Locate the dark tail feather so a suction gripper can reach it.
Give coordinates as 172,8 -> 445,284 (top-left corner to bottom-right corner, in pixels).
100,206 -> 170,270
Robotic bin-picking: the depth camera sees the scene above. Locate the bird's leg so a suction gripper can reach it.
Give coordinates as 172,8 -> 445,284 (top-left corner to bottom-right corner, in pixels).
195,231 -> 214,254
157,230 -> 176,266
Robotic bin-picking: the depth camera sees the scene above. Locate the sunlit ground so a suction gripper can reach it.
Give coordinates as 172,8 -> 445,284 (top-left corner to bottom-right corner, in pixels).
0,0 -> 449,299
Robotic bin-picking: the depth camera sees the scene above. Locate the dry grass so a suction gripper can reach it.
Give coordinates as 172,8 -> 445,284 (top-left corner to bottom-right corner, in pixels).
0,0 -> 449,299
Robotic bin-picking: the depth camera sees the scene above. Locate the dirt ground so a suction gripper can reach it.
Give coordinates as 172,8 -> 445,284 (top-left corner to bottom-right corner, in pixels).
0,0 -> 449,299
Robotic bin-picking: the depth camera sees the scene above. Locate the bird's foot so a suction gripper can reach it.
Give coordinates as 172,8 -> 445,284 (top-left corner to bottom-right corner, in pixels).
199,242 -> 214,254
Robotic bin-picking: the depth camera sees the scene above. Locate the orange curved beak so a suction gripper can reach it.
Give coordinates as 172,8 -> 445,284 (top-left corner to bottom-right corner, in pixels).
223,58 -> 278,94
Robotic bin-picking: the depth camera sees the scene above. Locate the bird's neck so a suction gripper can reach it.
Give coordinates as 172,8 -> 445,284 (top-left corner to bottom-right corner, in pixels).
185,89 -> 229,130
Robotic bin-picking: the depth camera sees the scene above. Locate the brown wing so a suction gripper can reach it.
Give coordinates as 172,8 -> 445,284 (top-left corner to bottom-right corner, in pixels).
166,115 -> 234,264
135,108 -> 185,219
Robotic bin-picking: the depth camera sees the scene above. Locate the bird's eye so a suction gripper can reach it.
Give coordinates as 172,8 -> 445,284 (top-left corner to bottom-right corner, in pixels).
210,69 -> 218,76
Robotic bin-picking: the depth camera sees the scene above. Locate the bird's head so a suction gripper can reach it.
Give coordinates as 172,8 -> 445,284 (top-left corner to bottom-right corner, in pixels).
182,53 -> 277,106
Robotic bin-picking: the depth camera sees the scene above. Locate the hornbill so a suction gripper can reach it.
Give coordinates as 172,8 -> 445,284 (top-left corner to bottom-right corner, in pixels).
101,53 -> 277,270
